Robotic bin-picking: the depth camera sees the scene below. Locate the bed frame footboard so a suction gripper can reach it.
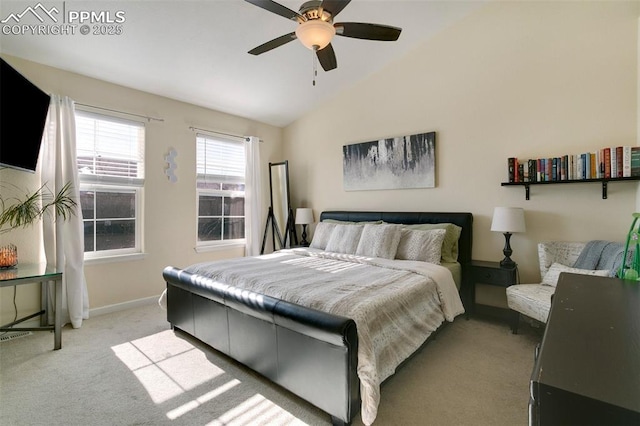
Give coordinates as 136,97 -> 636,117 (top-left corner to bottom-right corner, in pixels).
163,266 -> 360,424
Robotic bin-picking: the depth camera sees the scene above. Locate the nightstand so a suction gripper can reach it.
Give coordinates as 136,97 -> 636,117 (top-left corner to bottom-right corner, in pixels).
470,260 -> 518,320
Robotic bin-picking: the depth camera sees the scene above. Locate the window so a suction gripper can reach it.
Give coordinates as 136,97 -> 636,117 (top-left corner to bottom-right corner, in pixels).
76,110 -> 145,258
196,134 -> 245,245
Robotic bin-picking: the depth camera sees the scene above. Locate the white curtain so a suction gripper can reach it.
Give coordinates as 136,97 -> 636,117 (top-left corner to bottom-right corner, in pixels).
41,94 -> 89,328
244,136 -> 262,256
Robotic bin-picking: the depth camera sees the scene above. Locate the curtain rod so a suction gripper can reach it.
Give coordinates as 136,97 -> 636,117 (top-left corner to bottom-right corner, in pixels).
76,103 -> 164,122
189,126 -> 263,142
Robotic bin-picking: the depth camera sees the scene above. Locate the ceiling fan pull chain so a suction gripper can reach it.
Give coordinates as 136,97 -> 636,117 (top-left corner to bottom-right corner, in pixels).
312,51 -> 317,86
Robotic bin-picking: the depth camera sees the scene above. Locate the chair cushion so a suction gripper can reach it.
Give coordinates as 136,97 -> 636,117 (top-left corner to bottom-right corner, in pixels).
541,263 -> 610,287
506,284 -> 555,324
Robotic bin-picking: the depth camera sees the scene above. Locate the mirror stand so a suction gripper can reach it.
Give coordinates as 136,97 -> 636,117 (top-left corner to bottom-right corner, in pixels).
261,161 -> 298,254
261,206 -> 284,254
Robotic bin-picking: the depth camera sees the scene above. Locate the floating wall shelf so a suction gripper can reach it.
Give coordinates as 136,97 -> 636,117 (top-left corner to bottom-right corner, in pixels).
501,177 -> 640,200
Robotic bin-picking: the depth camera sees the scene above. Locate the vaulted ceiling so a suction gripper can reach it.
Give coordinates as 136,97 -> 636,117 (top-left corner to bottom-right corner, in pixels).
1,0 -> 486,127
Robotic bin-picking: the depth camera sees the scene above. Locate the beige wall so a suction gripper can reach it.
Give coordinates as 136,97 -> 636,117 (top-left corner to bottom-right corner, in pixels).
283,1 -> 640,286
0,56 -> 284,325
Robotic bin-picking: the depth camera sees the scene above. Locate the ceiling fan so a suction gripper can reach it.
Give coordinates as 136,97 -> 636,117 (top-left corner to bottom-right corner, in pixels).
245,0 -> 402,72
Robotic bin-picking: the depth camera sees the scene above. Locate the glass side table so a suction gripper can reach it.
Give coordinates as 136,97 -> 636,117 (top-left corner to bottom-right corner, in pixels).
0,263 -> 63,350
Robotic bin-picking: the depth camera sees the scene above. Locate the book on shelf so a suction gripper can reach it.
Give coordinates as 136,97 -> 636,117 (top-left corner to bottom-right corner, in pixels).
508,157 -> 516,182
536,159 -> 543,182
518,163 -> 525,182
506,145 -> 640,183
616,147 -> 623,177
631,147 -> 640,177
623,146 -> 632,177
528,159 -> 537,183
582,152 -> 592,179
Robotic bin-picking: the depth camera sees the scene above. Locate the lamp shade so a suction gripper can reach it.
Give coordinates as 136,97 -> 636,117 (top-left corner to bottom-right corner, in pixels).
491,207 -> 526,233
295,208 -> 314,225
295,20 -> 335,50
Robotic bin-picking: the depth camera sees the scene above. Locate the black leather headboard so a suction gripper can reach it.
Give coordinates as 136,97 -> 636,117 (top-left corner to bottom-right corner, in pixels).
319,211 -> 473,265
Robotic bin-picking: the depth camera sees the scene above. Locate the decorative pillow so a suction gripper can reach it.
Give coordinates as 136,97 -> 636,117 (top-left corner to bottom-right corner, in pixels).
325,224 -> 364,254
396,229 -> 447,264
355,224 -> 403,259
309,222 -> 337,250
403,223 -> 462,263
541,262 -> 610,287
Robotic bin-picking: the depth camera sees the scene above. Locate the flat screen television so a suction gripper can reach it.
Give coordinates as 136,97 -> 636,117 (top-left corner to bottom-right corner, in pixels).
0,58 -> 51,172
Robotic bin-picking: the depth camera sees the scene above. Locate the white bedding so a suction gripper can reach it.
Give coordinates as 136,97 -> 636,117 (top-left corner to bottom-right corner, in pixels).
182,248 -> 465,425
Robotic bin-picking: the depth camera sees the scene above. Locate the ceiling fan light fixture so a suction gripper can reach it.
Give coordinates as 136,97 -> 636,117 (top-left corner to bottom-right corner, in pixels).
295,19 -> 335,50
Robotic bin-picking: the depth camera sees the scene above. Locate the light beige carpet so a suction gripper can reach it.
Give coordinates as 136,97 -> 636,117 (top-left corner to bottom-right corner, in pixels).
0,303 -> 541,426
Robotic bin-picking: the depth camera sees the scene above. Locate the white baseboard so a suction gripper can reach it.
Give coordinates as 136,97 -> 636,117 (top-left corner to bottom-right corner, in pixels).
3,295 -> 161,329
89,295 -> 161,318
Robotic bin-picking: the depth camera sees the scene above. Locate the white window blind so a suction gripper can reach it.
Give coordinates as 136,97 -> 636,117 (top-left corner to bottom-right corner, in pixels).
196,134 -> 245,185
76,110 -> 145,186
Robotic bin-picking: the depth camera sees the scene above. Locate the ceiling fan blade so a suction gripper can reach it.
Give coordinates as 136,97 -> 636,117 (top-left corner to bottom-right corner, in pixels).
244,0 -> 303,21
320,0 -> 351,18
335,22 -> 402,41
316,43 -> 337,71
248,32 -> 297,55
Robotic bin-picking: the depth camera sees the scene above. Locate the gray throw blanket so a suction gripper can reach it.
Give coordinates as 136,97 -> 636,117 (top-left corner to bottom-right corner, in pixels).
573,240 -> 633,277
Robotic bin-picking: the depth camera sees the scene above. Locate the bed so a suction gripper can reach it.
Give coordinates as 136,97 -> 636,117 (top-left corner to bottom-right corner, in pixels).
162,211 -> 473,425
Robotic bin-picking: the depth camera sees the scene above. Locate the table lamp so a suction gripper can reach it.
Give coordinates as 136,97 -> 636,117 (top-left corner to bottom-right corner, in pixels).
295,208 -> 314,247
491,207 -> 526,268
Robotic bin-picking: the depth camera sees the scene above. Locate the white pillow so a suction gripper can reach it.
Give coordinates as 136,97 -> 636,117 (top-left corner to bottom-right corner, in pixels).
355,224 -> 403,259
309,222 -> 336,250
395,228 -> 447,264
541,262 -> 610,287
325,224 -> 364,254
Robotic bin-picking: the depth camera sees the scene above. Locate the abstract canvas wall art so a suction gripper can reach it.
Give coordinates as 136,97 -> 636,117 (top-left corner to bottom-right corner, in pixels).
343,131 -> 436,191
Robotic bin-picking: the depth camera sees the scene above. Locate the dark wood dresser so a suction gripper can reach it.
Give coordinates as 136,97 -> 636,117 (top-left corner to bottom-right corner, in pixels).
530,272 -> 640,425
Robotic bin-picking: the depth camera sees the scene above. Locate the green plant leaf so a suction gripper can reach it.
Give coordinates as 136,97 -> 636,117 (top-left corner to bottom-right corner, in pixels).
0,182 -> 77,234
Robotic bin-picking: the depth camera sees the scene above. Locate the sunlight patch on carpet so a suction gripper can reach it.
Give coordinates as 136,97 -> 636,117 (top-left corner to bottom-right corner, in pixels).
112,330 -> 310,424
112,330 -> 226,404
166,379 -> 241,420
207,394 -> 309,426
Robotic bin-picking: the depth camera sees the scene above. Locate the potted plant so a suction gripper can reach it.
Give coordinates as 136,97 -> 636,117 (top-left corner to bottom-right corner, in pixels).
0,182 -> 77,268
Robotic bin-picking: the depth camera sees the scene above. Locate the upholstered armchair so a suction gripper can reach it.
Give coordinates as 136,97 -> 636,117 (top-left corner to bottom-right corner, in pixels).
506,241 -> 608,334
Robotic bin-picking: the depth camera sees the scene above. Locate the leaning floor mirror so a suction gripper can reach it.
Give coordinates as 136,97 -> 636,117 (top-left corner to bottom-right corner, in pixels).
261,161 -> 297,254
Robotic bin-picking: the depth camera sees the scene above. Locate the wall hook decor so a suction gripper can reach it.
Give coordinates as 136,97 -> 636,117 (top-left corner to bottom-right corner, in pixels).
165,148 -> 177,183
